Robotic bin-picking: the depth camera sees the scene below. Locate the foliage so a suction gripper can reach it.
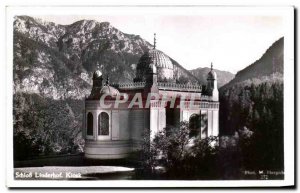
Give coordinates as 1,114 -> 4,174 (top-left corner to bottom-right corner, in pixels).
219,77 -> 284,171
218,127 -> 254,179
138,129 -> 160,171
154,122 -> 191,170
13,93 -> 84,160
140,80 -> 283,179
140,121 -> 220,179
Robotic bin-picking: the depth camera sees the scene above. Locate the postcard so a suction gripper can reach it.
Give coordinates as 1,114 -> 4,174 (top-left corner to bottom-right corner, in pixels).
6,5 -> 294,188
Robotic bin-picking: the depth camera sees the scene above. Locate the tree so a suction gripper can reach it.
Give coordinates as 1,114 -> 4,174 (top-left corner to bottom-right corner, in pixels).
219,79 -> 284,172
139,121 -> 220,179
13,93 -> 84,160
138,129 -> 160,172
154,122 -> 191,171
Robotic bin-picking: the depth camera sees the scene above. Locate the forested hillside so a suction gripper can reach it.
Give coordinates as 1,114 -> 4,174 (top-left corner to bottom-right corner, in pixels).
219,37 -> 284,171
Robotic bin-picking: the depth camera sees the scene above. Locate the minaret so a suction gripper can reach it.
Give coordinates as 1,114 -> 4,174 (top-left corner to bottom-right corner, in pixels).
89,64 -> 103,99
206,62 -> 218,101
145,33 -> 158,93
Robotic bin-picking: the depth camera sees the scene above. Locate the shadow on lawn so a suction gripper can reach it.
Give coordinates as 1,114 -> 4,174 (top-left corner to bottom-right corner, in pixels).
14,153 -> 138,168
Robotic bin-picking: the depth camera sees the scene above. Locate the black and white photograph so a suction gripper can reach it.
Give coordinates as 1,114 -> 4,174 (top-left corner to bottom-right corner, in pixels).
5,5 -> 294,188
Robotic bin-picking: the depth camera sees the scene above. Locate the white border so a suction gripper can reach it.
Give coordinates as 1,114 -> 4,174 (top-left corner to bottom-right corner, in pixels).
5,6 -> 294,188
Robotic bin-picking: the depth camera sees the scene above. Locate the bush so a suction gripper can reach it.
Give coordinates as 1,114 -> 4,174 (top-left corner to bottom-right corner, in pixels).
138,129 -> 160,171
139,121 -> 220,179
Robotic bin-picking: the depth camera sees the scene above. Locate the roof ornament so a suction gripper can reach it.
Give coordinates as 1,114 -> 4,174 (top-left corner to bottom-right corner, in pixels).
105,75 -> 110,85
93,63 -> 103,78
211,62 -> 213,71
154,33 -> 156,49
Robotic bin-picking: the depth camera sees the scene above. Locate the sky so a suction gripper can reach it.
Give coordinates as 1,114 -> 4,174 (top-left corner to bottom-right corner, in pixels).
38,14 -> 283,74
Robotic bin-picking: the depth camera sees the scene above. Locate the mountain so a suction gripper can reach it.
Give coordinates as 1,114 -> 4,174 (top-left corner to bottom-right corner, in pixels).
13,15 -> 208,101
14,16 -> 153,100
218,37 -> 284,170
190,67 -> 235,88
221,37 -> 283,89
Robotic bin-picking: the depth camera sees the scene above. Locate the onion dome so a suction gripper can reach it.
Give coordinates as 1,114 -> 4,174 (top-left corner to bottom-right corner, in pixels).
135,34 -> 174,82
93,69 -> 102,79
207,70 -> 217,80
135,49 -> 174,81
142,49 -> 173,69
207,63 -> 217,80
149,49 -> 173,69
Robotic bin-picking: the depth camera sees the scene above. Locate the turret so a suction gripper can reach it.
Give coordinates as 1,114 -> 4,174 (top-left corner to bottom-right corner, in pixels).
92,69 -> 103,88
206,63 -> 219,101
145,62 -> 159,94
88,69 -> 103,99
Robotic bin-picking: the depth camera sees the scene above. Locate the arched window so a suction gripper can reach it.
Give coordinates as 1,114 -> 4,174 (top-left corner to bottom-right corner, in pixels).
98,112 -> 109,136
189,114 -> 200,138
87,112 -> 93,136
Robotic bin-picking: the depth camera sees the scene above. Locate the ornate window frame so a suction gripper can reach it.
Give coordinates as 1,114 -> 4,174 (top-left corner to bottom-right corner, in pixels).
97,110 -> 111,140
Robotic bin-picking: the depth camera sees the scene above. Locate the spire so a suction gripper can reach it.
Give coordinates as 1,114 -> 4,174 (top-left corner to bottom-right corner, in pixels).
153,33 -> 156,49
211,62 -> 213,70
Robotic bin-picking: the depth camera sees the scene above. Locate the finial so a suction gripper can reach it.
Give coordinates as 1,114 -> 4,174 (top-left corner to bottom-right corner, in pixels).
106,75 -> 109,85
154,33 -> 156,49
211,62 -> 213,70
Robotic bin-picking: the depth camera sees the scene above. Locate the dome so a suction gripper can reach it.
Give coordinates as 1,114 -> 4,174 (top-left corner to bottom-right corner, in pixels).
207,70 -> 217,80
99,85 -> 120,98
147,49 -> 173,69
93,70 -> 102,79
136,49 -> 173,71
135,49 -> 174,81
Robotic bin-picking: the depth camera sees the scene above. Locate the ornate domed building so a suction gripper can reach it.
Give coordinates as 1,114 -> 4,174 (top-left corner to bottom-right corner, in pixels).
84,35 -> 219,159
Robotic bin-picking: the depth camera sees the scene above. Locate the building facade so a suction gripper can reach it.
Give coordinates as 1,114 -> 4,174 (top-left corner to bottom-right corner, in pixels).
83,44 -> 219,159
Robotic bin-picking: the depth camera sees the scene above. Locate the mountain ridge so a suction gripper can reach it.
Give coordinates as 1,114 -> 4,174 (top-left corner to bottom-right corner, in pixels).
14,15 -> 234,101
190,67 -> 235,88
221,37 -> 284,89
